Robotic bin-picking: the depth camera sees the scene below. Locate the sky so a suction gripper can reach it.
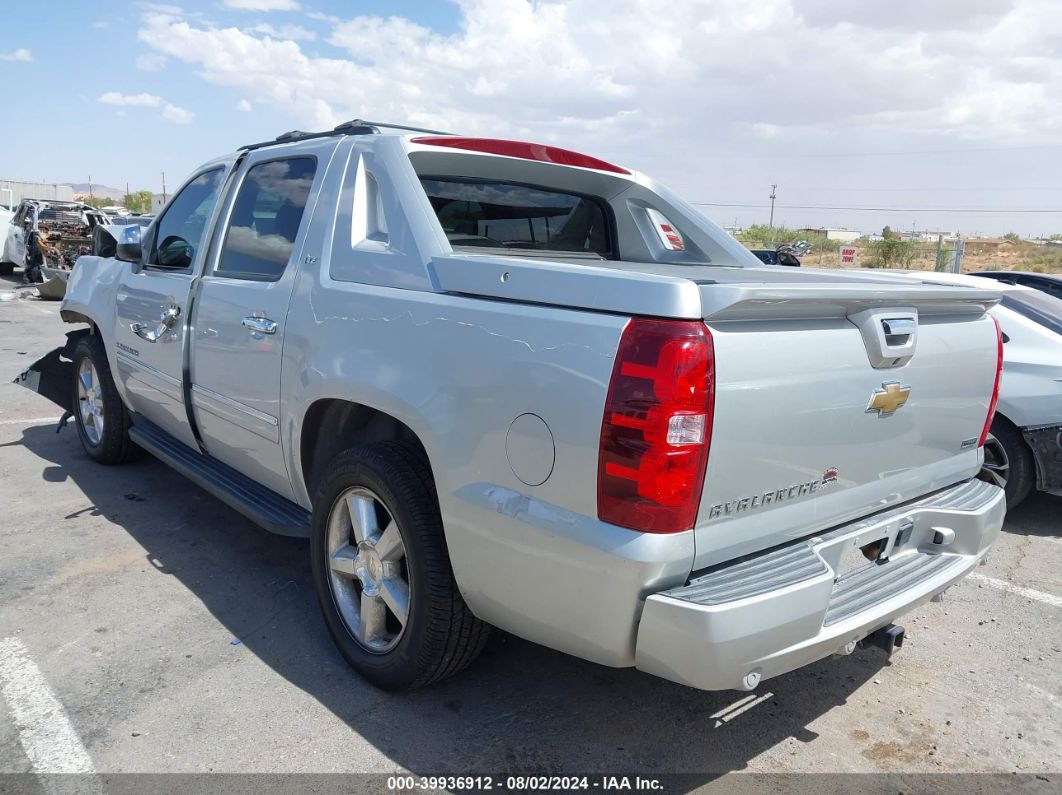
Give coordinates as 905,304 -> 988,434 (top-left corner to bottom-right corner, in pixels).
2,0 -> 1062,237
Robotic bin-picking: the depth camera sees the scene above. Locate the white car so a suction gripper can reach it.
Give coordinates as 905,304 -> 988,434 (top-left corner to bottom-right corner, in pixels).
898,271 -> 1062,506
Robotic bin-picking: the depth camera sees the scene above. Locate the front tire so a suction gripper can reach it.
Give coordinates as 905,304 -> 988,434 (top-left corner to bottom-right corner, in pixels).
310,442 -> 489,691
71,334 -> 141,464
981,418 -> 1035,508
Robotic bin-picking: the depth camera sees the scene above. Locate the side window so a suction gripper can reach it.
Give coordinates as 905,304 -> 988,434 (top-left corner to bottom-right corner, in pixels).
12,205 -> 26,227
216,157 -> 317,281
148,168 -> 224,271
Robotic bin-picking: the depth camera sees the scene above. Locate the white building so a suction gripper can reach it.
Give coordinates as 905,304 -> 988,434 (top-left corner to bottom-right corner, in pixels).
0,179 -> 75,207
799,227 -> 862,242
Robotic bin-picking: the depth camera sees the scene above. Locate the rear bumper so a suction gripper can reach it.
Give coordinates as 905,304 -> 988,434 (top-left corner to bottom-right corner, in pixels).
634,478 -> 1005,691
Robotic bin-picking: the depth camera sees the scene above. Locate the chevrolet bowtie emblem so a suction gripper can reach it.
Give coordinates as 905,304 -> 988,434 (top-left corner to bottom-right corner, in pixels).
866,382 -> 911,416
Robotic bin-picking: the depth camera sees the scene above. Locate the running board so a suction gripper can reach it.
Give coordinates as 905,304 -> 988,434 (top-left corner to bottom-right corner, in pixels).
129,419 -> 312,538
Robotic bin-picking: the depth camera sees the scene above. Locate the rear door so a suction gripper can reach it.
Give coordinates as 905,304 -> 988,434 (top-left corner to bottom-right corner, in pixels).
112,167 -> 228,448
190,144 -> 331,499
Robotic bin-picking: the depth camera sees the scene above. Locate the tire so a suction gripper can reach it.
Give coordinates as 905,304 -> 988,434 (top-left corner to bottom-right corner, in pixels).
310,442 -> 489,691
71,334 -> 141,464
0,262 -> 13,276
981,418 -> 1035,508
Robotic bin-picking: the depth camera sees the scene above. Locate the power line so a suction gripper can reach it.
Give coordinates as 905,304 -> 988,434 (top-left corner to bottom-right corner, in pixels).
706,185 -> 1062,193
690,201 -> 1062,214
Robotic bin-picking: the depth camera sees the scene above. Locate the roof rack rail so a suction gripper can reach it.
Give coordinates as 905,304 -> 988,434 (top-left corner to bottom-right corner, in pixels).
239,119 -> 455,152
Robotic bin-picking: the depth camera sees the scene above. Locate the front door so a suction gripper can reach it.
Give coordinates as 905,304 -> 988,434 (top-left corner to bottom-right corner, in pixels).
113,167 -> 228,448
190,148 -> 329,499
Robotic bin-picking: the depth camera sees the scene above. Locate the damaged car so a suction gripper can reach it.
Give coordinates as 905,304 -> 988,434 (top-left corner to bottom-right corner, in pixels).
0,199 -> 106,277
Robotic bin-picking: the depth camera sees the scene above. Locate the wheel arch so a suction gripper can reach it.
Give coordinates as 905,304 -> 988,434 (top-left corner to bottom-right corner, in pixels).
298,398 -> 433,502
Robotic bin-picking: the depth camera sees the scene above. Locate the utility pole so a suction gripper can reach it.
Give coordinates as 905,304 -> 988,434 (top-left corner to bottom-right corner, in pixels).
88,175 -> 92,199
768,184 -> 777,229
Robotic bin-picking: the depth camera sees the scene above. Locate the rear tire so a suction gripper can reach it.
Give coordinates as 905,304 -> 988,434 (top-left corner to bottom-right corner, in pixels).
310,442 -> 489,691
0,262 -> 13,276
71,334 -> 141,464
981,418 -> 1035,508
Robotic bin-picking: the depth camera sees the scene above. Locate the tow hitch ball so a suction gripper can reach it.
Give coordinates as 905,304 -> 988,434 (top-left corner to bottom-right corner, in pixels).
858,624 -> 905,656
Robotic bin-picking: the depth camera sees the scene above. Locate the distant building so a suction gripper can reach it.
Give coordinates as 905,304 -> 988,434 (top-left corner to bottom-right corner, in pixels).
723,225 -> 744,237
0,179 -> 75,207
900,230 -> 958,243
152,193 -> 168,211
798,227 -> 861,242
965,237 -> 1017,253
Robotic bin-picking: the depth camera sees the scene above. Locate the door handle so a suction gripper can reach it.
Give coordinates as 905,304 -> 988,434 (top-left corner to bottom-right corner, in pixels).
242,316 -> 278,335
132,304 -> 180,343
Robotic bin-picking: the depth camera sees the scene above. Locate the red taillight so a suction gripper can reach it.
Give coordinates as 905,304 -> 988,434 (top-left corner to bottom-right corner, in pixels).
978,315 -> 1005,448
410,136 -> 631,175
598,319 -> 715,533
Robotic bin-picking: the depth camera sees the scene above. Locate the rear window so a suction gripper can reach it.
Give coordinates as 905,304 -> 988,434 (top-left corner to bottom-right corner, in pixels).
419,178 -> 612,258
1001,290 -> 1062,337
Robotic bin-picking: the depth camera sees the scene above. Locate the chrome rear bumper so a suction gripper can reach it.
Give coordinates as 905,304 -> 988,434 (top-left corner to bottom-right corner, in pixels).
634,479 -> 1005,691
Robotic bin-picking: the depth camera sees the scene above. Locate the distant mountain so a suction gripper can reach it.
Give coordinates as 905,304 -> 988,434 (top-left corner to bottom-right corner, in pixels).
63,183 -> 125,201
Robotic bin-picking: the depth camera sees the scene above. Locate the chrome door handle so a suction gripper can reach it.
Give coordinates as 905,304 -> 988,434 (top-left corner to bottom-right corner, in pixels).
132,304 -> 180,343
242,316 -> 277,335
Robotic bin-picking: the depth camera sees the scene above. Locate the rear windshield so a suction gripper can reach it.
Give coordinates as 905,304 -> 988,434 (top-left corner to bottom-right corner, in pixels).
1001,290 -> 1062,337
419,177 -> 612,258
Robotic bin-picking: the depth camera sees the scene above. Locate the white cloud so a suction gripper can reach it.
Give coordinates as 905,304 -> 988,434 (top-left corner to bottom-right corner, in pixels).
137,53 -> 167,71
221,0 -> 300,10
132,1 -> 1062,233
162,103 -> 195,124
93,20 -> 109,29
98,91 -> 163,108
135,0 -> 1062,145
0,48 -> 32,62
236,98 -> 253,112
249,22 -> 316,40
98,91 -> 193,124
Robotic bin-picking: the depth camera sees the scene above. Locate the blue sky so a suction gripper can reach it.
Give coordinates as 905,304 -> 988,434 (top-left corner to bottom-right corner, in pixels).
0,1 -> 462,194
2,0 -> 1061,236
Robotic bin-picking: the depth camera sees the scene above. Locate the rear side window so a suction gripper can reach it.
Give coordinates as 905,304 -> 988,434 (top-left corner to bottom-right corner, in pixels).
420,178 -> 612,258
216,157 -> 317,281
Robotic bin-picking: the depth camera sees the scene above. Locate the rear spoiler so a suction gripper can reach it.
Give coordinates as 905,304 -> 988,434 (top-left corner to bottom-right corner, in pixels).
431,254 -> 1001,321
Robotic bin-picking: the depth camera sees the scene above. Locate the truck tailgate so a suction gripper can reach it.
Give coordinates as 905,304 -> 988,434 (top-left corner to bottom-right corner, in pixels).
695,288 -> 1000,569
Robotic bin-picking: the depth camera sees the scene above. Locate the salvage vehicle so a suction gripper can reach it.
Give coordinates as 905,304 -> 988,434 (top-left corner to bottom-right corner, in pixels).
0,199 -> 105,276
749,240 -> 811,266
18,121 -> 1006,693
899,271 -> 1062,508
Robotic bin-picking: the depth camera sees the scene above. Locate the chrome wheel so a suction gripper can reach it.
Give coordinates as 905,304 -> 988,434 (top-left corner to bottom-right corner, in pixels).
326,487 -> 410,653
981,433 -> 1010,489
76,358 -> 104,446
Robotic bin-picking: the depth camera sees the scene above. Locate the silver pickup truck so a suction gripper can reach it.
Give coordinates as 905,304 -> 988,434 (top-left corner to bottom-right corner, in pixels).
19,120 -> 1006,693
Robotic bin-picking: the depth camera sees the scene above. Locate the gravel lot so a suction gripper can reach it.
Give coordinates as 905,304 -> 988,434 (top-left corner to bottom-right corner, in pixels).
0,286 -> 1059,791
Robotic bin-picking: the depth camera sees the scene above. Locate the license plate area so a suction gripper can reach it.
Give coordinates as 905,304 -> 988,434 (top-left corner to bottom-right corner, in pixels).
835,535 -> 888,581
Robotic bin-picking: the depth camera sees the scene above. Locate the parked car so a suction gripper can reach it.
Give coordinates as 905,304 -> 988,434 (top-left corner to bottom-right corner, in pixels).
971,270 -> 1062,301
899,271 -> 1062,507
749,240 -> 812,266
18,121 -> 1006,693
